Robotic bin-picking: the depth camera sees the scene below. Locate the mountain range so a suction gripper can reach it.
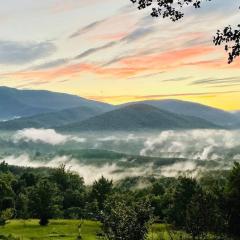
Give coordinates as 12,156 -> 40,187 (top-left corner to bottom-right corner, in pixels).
0,86 -> 239,131
59,103 -> 219,131
0,86 -> 112,121
233,111 -> 240,119
122,99 -> 239,127
0,105 -> 109,130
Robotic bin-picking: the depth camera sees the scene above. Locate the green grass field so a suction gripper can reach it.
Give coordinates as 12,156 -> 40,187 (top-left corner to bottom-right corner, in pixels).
0,220 -> 101,240
0,220 -> 189,240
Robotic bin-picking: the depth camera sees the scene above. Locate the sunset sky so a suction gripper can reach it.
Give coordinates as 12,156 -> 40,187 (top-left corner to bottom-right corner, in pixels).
0,0 -> 240,110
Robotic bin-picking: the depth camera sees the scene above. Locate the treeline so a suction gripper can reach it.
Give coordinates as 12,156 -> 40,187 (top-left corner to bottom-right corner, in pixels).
0,162 -> 239,240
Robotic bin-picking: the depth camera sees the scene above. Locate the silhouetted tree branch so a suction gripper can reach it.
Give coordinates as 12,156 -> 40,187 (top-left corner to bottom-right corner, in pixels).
213,25 -> 240,63
130,0 -> 240,63
130,0 -> 212,21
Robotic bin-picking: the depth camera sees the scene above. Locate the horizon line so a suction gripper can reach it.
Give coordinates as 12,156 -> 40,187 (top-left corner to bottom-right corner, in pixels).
0,85 -> 239,112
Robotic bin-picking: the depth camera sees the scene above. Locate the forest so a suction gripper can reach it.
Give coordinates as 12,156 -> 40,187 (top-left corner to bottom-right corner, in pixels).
0,161 -> 239,240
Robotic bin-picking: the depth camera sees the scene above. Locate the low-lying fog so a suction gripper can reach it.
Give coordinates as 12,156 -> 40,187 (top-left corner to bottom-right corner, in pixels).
0,128 -> 240,184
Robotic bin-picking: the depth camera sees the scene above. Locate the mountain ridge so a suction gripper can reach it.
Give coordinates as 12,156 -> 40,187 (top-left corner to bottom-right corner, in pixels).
0,87 -> 239,130
59,103 -> 220,132
120,99 -> 239,127
0,105 -> 109,130
0,86 -> 113,120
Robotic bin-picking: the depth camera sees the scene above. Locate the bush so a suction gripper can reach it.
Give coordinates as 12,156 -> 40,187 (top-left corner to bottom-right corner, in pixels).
0,218 -> 6,226
0,235 -> 20,240
64,207 -> 82,219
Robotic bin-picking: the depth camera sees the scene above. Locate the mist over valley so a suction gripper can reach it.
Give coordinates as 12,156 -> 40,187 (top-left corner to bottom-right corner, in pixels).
0,87 -> 239,184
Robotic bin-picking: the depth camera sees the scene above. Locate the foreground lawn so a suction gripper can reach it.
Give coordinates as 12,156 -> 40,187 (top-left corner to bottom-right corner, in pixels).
0,219 -> 101,240
0,220 -> 191,240
148,224 -> 190,240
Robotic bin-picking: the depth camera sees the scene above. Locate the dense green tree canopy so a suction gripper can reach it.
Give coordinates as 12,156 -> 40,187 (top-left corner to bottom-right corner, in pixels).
0,162 -> 239,239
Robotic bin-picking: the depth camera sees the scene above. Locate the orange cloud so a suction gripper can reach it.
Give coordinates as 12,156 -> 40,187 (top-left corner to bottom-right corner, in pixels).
2,63 -> 147,81
91,32 -> 129,41
2,45 -> 219,82
183,58 -> 240,69
119,46 -> 215,70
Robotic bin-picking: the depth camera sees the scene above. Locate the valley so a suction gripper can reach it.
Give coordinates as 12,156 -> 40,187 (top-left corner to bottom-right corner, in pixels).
0,87 -> 239,184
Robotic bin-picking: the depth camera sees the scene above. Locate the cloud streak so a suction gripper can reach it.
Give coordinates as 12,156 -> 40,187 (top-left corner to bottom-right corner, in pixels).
69,19 -> 106,39
0,41 -> 56,65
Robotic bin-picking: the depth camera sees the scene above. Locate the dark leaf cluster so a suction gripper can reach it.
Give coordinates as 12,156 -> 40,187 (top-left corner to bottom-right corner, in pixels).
214,25 -> 240,63
130,0 -> 212,22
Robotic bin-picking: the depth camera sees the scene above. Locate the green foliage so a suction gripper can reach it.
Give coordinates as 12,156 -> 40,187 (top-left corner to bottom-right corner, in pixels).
0,208 -> 15,226
225,162 -> 240,237
91,176 -> 113,211
15,193 -> 29,220
186,190 -> 212,239
28,179 -> 62,226
102,195 -> 153,240
165,177 -> 199,227
0,161 -> 239,239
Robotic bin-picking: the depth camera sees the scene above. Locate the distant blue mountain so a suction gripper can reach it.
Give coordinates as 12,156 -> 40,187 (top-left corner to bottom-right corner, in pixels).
59,103 -> 219,132
0,105 -> 109,130
0,87 -> 238,130
0,86 -> 113,120
122,99 -> 239,127
233,111 -> 240,118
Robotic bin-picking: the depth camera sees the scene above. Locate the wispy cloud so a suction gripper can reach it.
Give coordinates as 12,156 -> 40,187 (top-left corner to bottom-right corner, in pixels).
75,42 -> 117,59
69,19 -> 106,39
0,41 -> 56,65
191,76 -> 240,85
1,45 -> 217,82
73,25 -> 155,61
128,71 -> 165,80
162,76 -> 192,82
31,59 -> 69,70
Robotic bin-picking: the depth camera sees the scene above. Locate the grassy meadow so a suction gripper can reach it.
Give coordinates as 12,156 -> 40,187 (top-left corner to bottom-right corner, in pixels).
0,220 -> 101,240
0,220 -> 189,240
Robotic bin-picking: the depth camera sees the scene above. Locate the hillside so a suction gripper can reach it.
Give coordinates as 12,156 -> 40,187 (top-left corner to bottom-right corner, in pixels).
233,111 -> 240,118
122,99 -> 239,127
0,105 -> 108,130
60,103 -> 219,131
0,86 -> 113,120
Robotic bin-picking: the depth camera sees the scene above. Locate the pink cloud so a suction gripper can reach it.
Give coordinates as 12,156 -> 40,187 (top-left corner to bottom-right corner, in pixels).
2,45 -> 224,82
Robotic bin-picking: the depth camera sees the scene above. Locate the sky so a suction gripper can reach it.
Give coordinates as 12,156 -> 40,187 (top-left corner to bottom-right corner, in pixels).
0,0 -> 240,110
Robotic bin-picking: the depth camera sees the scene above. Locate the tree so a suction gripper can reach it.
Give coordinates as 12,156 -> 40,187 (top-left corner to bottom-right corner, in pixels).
50,164 -> 70,192
15,193 -> 29,221
102,195 -> 153,240
0,177 -> 14,226
130,0 -> 211,21
225,162 -> 240,237
130,0 -> 240,63
0,180 -> 13,206
165,176 -> 199,227
91,176 -> 113,211
185,190 -> 212,240
20,172 -> 38,187
28,179 -> 62,226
